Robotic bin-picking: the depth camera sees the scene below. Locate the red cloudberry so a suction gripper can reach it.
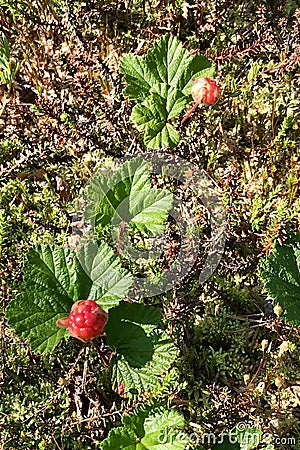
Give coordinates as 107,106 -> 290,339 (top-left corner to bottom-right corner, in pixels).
56,300 -> 108,342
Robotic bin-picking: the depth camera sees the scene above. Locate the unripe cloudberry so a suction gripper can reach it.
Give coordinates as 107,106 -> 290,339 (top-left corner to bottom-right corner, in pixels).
56,300 -> 108,342
191,77 -> 221,106
181,77 -> 221,125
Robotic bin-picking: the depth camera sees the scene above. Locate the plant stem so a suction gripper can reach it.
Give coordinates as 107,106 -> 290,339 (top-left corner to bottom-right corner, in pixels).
180,102 -> 199,125
116,220 -> 126,255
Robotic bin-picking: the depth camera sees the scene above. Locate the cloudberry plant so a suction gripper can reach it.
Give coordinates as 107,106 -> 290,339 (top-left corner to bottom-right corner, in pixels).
56,300 -> 108,342
181,77 -> 221,125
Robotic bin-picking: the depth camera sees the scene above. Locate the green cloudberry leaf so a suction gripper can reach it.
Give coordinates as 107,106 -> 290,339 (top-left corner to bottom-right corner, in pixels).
120,34 -> 192,101
77,241 -> 133,310
141,406 -> 188,449
119,52 -> 157,102
110,327 -> 177,397
120,34 -> 214,148
101,405 -> 188,449
106,301 -> 161,367
181,54 -> 215,95
84,157 -> 173,235
6,246 -> 78,354
259,233 -> 300,326
131,91 -> 183,149
5,290 -> 70,355
6,243 -> 132,354
101,426 -> 138,449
